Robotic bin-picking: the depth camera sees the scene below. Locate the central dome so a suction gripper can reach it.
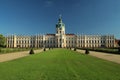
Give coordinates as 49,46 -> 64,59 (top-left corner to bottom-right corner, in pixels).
56,16 -> 65,28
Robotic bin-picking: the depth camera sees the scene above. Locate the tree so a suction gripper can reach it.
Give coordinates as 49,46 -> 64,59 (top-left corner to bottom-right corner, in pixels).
0,34 -> 6,47
118,40 -> 120,47
118,40 -> 120,53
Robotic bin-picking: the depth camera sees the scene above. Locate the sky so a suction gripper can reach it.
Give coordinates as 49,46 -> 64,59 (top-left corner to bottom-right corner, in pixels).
0,0 -> 120,38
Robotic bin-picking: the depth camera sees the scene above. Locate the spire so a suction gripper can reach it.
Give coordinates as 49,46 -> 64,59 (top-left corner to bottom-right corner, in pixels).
56,14 -> 65,27
58,14 -> 62,23
59,14 -> 62,19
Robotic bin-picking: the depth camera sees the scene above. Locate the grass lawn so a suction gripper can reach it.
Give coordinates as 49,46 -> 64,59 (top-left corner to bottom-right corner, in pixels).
0,49 -> 120,80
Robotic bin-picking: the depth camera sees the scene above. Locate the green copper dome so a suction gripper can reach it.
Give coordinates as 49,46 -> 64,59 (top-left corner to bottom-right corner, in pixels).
56,15 -> 65,28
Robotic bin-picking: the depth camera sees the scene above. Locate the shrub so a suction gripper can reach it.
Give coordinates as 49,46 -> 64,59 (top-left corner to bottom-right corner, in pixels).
70,47 -> 71,50
74,48 -> 76,51
85,49 -> 89,54
118,48 -> 120,54
29,49 -> 34,54
0,48 -> 1,52
44,48 -> 46,51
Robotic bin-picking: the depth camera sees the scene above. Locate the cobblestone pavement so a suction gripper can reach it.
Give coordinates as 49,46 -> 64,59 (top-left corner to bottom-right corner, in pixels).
77,49 -> 120,64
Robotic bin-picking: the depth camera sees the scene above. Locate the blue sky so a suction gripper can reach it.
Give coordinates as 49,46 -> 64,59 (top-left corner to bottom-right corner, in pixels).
0,0 -> 120,38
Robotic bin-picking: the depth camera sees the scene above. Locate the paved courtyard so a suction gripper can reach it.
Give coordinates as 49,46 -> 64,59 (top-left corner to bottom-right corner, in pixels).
77,49 -> 120,64
0,49 -> 43,62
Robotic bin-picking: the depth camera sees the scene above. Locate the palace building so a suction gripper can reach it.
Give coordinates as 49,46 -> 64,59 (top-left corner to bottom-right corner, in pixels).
6,16 -> 115,48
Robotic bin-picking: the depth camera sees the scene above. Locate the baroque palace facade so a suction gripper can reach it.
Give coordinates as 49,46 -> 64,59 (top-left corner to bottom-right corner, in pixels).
6,16 -> 115,48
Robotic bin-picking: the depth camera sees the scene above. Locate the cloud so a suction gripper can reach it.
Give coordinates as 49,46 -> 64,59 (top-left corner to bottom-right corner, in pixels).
44,0 -> 54,7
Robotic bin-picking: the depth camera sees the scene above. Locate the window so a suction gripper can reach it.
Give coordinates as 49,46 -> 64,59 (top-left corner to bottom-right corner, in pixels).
60,39 -> 61,42
48,41 -> 49,44
95,40 -> 96,43
60,31 -> 61,34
